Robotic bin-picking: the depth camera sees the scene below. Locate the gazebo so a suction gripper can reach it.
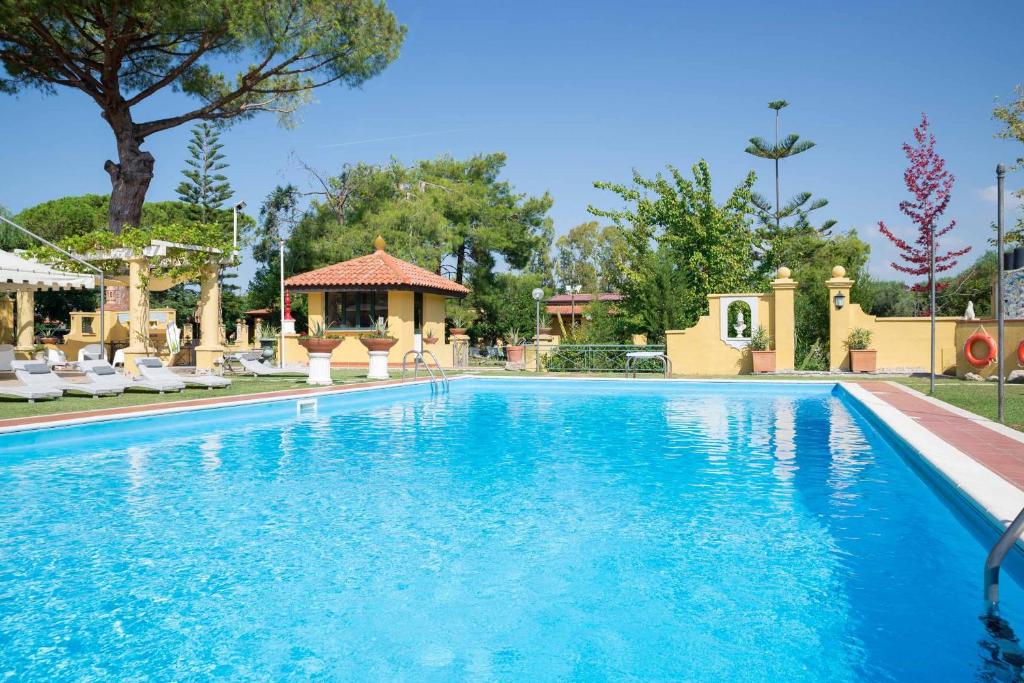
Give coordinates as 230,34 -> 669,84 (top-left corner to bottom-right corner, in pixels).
283,236 -> 469,368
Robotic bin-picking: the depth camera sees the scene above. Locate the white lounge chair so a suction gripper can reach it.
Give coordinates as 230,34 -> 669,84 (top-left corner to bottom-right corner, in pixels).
78,359 -> 184,394
135,357 -> 231,390
11,360 -> 119,398
77,344 -> 103,362
229,352 -> 308,378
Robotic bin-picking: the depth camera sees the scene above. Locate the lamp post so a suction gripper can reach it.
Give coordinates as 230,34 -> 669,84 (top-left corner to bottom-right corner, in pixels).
997,164 -> 1006,423
532,287 -> 544,372
279,236 -> 285,368
566,283 -> 581,332
232,200 -> 246,252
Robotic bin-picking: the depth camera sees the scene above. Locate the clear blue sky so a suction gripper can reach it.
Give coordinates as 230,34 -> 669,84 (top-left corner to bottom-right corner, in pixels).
2,0 -> 1023,286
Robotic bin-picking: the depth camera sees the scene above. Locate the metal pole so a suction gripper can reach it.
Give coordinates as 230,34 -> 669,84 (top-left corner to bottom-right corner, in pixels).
0,215 -> 106,358
535,298 -> 540,372
279,237 -> 285,369
232,206 -> 238,251
997,164 -> 1006,423
930,209 -> 936,395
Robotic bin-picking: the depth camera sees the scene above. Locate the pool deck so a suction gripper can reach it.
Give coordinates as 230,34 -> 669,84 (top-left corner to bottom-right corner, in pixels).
858,382 -> 1024,491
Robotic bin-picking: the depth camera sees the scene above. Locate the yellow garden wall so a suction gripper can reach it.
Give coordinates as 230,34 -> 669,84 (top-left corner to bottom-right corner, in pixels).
664,270 -> 797,376
827,266 -> 959,373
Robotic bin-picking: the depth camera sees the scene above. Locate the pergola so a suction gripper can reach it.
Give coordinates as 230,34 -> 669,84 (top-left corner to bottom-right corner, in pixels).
0,248 -> 97,354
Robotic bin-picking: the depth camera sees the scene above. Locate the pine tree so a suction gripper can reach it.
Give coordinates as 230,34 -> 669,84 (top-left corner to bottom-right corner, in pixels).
877,114 -> 970,293
176,123 -> 233,222
745,100 -> 833,236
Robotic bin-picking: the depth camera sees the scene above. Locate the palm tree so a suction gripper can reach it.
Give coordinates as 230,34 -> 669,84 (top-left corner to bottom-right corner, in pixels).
745,100 -> 818,233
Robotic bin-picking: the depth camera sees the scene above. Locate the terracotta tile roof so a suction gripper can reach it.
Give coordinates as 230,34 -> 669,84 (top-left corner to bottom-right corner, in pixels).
284,237 -> 469,297
546,293 -> 623,304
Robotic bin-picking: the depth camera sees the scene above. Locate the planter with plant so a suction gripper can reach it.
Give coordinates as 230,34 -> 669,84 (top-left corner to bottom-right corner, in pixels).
749,326 -> 776,373
845,327 -> 876,373
360,317 -> 398,353
505,328 -> 526,368
298,322 -> 342,355
447,302 -> 474,336
422,324 -> 439,345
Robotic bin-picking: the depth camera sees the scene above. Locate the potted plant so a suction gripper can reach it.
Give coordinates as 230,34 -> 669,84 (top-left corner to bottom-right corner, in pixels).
846,327 -> 876,373
360,317 -> 398,352
750,326 -> 775,373
447,302 -> 474,336
299,322 -> 342,354
422,324 -> 439,345
505,328 -> 526,366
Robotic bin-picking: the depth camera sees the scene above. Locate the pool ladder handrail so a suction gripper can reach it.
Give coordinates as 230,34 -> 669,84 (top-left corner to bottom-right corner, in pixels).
985,505 -> 1024,609
401,349 -> 449,392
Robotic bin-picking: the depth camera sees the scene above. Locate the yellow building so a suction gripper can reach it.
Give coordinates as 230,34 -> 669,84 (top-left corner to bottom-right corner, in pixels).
283,237 -> 469,368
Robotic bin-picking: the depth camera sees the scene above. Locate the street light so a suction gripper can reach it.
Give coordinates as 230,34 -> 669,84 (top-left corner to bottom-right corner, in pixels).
532,287 -> 544,372
565,284 -> 582,333
232,200 -> 246,252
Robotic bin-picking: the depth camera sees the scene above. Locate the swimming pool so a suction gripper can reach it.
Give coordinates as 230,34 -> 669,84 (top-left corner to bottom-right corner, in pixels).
0,378 -> 1021,680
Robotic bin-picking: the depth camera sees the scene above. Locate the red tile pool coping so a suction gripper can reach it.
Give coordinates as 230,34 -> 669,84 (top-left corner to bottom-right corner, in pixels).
857,381 -> 1024,492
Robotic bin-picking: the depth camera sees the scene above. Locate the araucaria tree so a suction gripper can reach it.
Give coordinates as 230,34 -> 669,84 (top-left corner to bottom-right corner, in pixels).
877,114 -> 970,292
0,1 -> 404,233
176,123 -> 233,222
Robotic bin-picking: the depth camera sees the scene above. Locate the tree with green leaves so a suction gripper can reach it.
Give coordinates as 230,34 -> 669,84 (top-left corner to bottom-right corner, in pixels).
589,160 -> 757,329
248,184 -> 302,312
553,221 -> 624,293
176,123 -> 233,222
994,85 -> 1024,244
0,1 -> 404,233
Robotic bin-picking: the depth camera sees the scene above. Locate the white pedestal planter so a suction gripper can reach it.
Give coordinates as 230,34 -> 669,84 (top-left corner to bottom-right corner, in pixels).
367,350 -> 390,380
307,352 -> 333,385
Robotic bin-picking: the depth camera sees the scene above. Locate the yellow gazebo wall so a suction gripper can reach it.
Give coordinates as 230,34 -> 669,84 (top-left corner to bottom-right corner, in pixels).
283,290 -> 455,369
61,308 -> 186,364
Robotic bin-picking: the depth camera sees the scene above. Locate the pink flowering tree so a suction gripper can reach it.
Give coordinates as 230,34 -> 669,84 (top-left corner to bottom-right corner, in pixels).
878,114 -> 970,295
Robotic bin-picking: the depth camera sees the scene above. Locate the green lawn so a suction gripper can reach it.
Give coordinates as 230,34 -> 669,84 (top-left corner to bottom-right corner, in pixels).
0,370 -> 376,421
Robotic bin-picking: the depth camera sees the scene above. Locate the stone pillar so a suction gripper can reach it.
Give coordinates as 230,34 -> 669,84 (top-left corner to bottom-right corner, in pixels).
826,265 -> 855,371
451,334 -> 469,369
0,295 -> 15,345
195,263 -> 225,370
771,267 -> 798,371
15,290 -> 34,357
122,257 -> 152,375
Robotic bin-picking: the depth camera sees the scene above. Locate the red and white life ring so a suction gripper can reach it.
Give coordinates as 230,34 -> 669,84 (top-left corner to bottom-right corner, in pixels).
965,332 -> 997,368
1017,339 -> 1024,367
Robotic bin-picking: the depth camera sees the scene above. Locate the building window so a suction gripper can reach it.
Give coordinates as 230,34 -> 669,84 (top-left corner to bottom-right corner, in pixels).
82,316 -> 95,335
325,291 -> 388,330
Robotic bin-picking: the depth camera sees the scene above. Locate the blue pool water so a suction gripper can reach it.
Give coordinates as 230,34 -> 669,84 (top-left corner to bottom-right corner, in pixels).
1,379 -> 1023,680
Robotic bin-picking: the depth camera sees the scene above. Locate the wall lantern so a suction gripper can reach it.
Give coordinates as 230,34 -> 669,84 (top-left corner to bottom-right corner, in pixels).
833,292 -> 846,310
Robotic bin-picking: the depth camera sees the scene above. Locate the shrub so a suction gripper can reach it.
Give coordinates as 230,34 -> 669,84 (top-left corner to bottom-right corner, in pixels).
845,327 -> 873,351
750,326 -> 772,351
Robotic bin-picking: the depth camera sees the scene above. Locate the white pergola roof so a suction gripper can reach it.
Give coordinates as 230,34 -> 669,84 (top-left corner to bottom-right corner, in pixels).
0,249 -> 96,291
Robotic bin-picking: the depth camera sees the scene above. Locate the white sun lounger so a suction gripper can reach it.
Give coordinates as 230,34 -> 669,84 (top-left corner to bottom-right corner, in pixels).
78,359 -> 184,394
135,357 -> 231,390
231,353 -> 308,378
11,360 -> 119,398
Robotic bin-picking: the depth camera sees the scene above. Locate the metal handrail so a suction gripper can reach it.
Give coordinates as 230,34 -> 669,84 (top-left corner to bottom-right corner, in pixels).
985,506 -> 1024,609
401,349 -> 448,391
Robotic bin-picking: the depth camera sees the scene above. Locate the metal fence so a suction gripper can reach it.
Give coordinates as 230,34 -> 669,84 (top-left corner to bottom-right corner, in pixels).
544,344 -> 667,373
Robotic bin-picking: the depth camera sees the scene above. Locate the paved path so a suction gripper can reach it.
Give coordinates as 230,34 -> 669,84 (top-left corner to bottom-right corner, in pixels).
858,382 -> 1024,490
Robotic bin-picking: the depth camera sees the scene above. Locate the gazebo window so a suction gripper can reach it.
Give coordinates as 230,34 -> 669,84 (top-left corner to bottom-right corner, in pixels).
325,291 -> 388,330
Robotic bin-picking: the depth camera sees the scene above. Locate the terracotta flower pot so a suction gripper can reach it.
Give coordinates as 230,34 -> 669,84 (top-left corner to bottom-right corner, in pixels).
299,337 -> 342,354
751,350 -> 776,374
449,327 -> 467,336
506,345 -> 525,364
360,337 -> 398,353
850,349 -> 877,373
423,334 -> 439,345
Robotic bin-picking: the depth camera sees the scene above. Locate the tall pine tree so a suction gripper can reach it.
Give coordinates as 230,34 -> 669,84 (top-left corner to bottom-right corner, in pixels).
176,123 -> 233,222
